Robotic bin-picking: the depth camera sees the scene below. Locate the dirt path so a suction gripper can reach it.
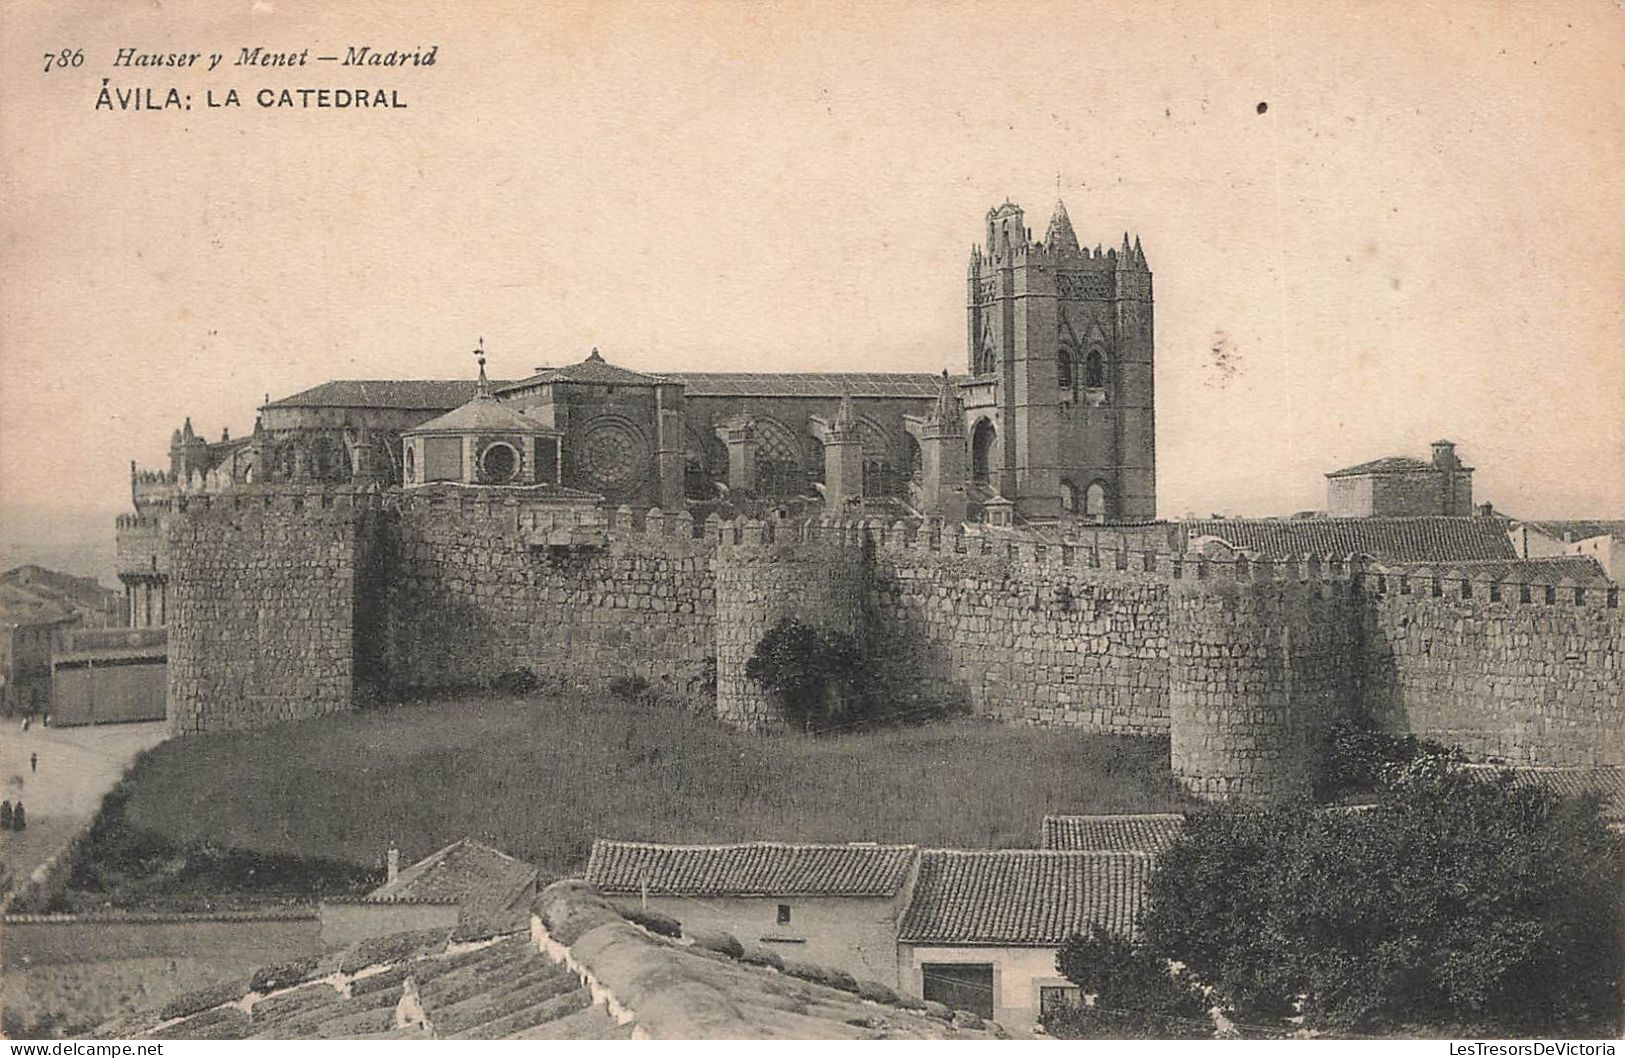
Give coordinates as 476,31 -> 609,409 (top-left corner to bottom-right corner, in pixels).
0,720 -> 169,892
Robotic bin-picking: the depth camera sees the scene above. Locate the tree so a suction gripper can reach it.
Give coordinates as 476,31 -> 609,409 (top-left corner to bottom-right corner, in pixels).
744,617 -> 865,732
1141,766 -> 1625,1037
1044,924 -> 1214,1038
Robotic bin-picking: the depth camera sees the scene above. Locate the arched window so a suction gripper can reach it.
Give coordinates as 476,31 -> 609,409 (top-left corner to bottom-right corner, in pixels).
1058,350 -> 1074,389
974,343 -> 996,376
971,419 -> 996,485
1084,480 -> 1109,520
479,441 -> 520,483
906,434 -> 924,484
1061,479 -> 1078,513
404,444 -> 416,484
1085,350 -> 1105,389
310,436 -> 348,482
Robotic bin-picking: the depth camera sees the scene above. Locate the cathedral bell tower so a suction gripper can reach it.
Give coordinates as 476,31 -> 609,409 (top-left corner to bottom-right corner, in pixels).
961,197 -> 1156,522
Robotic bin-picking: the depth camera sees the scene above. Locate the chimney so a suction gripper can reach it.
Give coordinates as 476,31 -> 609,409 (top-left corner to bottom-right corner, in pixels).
386,842 -> 400,883
1431,440 -> 1457,470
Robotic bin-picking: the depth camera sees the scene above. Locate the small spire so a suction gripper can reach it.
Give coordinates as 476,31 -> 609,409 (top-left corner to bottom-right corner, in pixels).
473,336 -> 490,399
835,391 -> 857,426
587,347 -> 604,362
1045,198 -> 1079,254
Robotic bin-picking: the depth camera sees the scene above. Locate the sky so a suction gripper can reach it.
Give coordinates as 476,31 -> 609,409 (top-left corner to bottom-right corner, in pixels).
2,0 -> 1622,581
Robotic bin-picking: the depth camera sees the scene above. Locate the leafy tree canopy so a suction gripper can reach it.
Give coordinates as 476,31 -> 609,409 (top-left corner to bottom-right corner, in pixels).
1140,764 -> 1624,1037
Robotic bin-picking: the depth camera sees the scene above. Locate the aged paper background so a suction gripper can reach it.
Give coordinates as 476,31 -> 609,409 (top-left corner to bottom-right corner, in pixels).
2,0 -> 1622,580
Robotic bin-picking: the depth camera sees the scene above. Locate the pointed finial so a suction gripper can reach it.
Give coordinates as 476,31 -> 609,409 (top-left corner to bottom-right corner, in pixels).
473,336 -> 490,398
588,347 -> 604,362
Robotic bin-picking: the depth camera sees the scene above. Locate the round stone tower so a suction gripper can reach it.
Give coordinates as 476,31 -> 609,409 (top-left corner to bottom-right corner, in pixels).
714,538 -> 868,729
1168,572 -> 1355,803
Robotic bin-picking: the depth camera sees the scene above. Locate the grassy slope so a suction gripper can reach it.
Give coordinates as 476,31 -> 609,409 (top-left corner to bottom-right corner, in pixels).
122,695 -> 1186,879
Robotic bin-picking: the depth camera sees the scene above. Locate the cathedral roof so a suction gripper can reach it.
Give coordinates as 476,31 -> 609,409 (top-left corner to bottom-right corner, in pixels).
265,380 -> 515,411
498,349 -> 667,391
1044,199 -> 1080,254
665,372 -> 952,399
404,394 -> 555,435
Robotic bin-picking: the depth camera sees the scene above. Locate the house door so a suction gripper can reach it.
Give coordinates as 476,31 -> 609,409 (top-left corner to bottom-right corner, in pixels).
920,962 -> 994,1019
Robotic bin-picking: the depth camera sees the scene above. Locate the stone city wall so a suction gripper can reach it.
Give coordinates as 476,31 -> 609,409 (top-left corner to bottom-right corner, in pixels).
381,497 -> 717,705
165,488 -> 379,734
1359,577 -> 1625,766
155,492 -> 1623,789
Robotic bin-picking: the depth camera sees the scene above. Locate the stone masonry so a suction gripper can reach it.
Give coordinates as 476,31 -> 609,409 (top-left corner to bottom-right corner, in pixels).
159,493 -> 1624,801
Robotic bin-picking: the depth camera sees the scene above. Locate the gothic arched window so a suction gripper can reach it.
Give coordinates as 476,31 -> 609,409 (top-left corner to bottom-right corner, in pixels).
971,419 -> 996,485
1058,350 -> 1074,389
1085,480 -> 1109,520
1061,480 -> 1079,513
1085,350 -> 1106,389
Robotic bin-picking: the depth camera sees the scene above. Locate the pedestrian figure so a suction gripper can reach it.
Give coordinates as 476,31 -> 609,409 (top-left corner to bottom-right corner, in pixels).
30,752 -> 37,773
1,800 -> 11,830
13,802 -> 25,831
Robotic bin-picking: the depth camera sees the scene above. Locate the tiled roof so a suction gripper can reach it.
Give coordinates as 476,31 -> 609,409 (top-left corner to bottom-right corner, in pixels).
102,884 -> 1000,1040
105,933 -> 621,1041
663,372 -> 949,399
585,840 -> 917,897
1326,456 -> 1439,478
1376,556 -> 1612,587
499,350 -> 667,391
898,850 -> 1152,946
369,838 -> 538,938
1181,517 -> 1516,563
404,396 -> 556,435
1515,519 -> 1625,544
1464,766 -> 1625,822
266,380 -> 515,411
1040,814 -> 1184,853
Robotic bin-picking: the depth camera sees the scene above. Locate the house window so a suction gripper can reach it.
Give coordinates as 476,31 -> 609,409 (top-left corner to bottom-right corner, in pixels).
404,445 -> 416,484
1039,984 -> 1082,1017
921,963 -> 994,1020
776,904 -> 791,925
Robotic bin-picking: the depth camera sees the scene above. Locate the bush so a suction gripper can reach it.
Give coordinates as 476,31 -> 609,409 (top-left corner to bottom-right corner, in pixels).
1316,717 -> 1461,801
1141,771 -> 1625,1037
744,616 -> 955,733
1045,924 -> 1215,1039
607,675 -> 654,703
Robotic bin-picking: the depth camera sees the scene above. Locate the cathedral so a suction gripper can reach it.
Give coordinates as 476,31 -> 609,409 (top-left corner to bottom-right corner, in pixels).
145,199 -> 1157,526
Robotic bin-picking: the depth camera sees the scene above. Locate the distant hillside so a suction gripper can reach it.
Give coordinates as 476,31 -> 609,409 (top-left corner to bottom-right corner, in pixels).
0,503 -> 120,586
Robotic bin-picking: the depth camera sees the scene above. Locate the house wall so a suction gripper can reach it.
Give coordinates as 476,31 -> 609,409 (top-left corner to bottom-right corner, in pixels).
50,659 -> 167,725
627,893 -> 902,987
897,943 -> 1062,1032
1326,476 -> 1374,517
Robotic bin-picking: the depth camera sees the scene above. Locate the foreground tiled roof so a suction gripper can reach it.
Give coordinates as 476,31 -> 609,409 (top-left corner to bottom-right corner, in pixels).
662,372 -> 949,399
369,838 -> 538,938
1325,455 -> 1440,478
266,380 -> 515,411
101,883 -> 1001,1040
101,931 -> 621,1041
585,840 -> 917,897
1040,814 -> 1185,853
1181,517 -> 1516,563
898,850 -> 1152,946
